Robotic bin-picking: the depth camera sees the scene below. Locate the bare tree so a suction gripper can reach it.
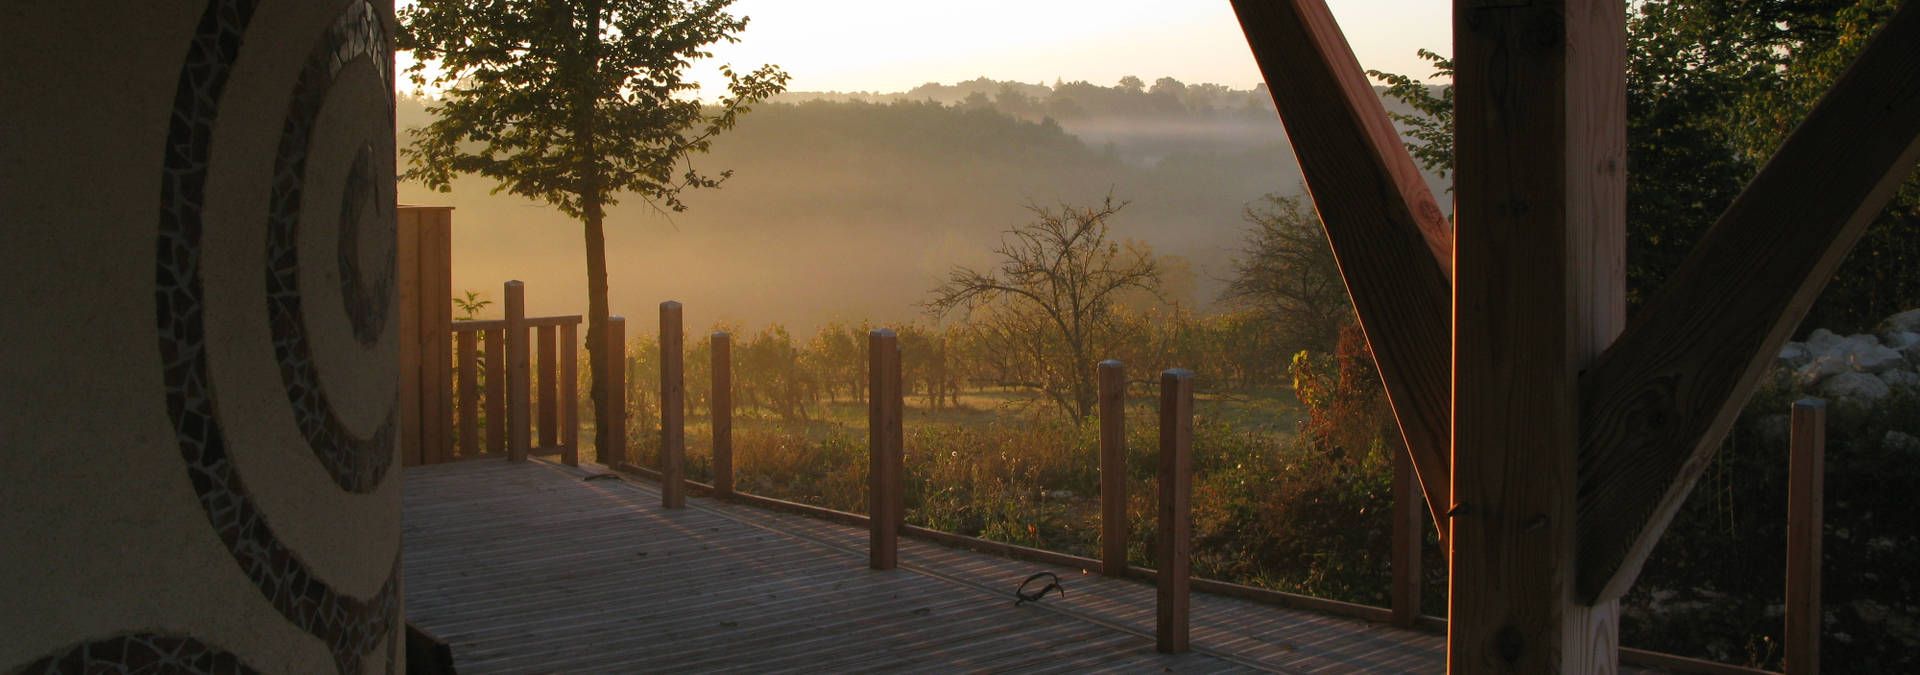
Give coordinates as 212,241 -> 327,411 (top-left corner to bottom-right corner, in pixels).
927,197 -> 1160,420
1221,192 -> 1351,356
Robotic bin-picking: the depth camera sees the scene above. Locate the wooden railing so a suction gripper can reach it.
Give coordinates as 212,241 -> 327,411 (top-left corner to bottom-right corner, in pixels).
421,280 -> 593,466
461,295 -> 1823,674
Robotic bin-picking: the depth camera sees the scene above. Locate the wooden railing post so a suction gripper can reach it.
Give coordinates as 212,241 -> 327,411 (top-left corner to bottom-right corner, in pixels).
560,321 -> 579,467
1157,368 -> 1194,654
1391,444 -> 1423,628
486,328 -> 507,455
712,331 -> 733,497
1787,398 -> 1826,675
603,316 -> 628,467
1098,359 -> 1128,577
538,324 -> 558,450
456,329 -> 479,459
660,302 -> 686,509
869,328 -> 904,570
505,280 -> 530,463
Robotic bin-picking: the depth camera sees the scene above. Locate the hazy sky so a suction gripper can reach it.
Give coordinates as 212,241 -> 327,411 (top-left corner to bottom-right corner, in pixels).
685,1 -> 1452,95
397,1 -> 1453,97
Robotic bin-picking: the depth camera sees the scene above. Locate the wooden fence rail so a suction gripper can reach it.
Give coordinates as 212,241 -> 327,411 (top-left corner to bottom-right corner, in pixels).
428,279 -> 584,467
419,292 -> 1818,675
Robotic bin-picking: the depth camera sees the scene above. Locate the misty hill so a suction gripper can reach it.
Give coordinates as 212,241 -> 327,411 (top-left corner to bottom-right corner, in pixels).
398,77 -> 1441,334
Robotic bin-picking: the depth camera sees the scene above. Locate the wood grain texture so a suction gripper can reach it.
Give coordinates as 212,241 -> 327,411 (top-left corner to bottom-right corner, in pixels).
504,280 -> 530,463
560,323 -> 579,467
396,208 -> 422,466
537,324 -> 557,450
1390,447 -> 1422,628
428,215 -> 455,466
456,329 -> 479,459
711,332 -> 733,496
1098,360 -> 1128,577
1158,369 -> 1194,654
1451,0 -> 1624,671
402,458 -> 1462,673
1786,399 -> 1825,675
485,328 -> 506,456
659,302 -> 685,509
1230,0 -> 1454,530
1576,1 -> 1920,603
867,329 -> 903,570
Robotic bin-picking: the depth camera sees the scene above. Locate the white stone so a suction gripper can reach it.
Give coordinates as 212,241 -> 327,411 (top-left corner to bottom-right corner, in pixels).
1821,371 -> 1892,402
1880,370 -> 1920,391
1807,328 -> 1846,353
1797,356 -> 1850,389
1886,431 -> 1920,453
1849,342 -> 1907,373
1881,308 -> 1920,335
1779,342 -> 1813,368
1879,331 -> 1920,353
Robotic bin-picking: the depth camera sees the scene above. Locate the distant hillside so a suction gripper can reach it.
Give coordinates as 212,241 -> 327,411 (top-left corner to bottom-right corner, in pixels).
397,77 -> 1442,334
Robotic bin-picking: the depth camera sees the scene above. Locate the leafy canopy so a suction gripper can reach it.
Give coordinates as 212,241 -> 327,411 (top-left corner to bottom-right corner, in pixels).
397,0 -> 789,218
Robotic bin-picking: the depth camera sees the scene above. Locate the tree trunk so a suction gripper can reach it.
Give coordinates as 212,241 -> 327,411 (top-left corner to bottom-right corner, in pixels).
577,1 -> 610,460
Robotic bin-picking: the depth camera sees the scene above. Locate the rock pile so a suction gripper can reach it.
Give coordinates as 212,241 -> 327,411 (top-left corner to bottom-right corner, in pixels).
1776,308 -> 1920,406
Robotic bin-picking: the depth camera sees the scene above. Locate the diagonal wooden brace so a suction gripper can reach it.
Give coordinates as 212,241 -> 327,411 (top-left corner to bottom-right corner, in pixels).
1576,1 -> 1920,604
1231,0 -> 1455,529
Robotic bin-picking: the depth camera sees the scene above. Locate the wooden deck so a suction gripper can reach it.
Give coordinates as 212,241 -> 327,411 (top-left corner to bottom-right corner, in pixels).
403,459 -> 1449,673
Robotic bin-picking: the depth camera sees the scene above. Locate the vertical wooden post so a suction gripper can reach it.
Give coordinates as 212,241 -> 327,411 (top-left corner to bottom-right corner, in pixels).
456,329 -> 479,460
431,214 -> 454,466
485,328 -> 506,455
396,209 -> 422,466
1786,398 -> 1826,675
1451,0 -> 1626,670
712,331 -> 734,497
660,302 -> 685,509
1156,369 -> 1194,654
869,329 -> 903,570
1098,359 -> 1128,577
538,324 -> 558,450
505,281 -> 530,463
603,316 -> 628,467
1391,445 -> 1423,628
560,322 -> 580,467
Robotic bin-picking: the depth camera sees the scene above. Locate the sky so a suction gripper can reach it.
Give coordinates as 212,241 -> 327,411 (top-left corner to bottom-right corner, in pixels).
688,1 -> 1452,95
396,1 -> 1454,98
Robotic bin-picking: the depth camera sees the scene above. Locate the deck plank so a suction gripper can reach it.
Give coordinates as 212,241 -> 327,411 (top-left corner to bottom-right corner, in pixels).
404,459 -> 1449,673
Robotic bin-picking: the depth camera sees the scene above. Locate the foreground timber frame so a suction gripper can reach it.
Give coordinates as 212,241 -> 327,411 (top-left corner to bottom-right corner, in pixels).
1233,0 -> 1920,672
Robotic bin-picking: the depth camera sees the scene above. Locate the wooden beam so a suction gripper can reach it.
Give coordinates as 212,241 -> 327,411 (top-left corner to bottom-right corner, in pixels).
1098,359 -> 1128,577
868,329 -> 903,570
660,301 -> 685,509
1390,445 -> 1422,628
1576,2 -> 1920,603
505,280 -> 530,463
1230,0 -> 1454,529
1156,369 -> 1194,654
1786,399 -> 1826,675
1451,0 -> 1625,670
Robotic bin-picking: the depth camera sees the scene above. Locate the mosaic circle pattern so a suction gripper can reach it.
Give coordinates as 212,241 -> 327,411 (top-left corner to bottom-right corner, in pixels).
336,143 -> 394,348
14,634 -> 260,674
154,0 -> 398,672
265,0 -> 397,494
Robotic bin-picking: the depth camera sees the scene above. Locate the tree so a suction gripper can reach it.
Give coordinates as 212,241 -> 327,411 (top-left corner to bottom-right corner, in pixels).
1220,193 -> 1350,357
1368,0 -> 1918,329
926,197 -> 1160,420
398,0 -> 789,455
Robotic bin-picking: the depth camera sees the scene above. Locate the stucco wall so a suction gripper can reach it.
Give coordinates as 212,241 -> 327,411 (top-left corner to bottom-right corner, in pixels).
0,1 -> 402,672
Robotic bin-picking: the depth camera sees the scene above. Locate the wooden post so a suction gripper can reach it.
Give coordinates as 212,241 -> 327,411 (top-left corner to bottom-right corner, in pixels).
712,331 -> 733,497
660,302 -> 685,509
538,324 -> 558,451
1450,0 -> 1626,669
603,316 -> 628,467
485,327 -> 506,455
505,280 -> 530,463
869,329 -> 903,570
1786,398 -> 1826,675
1156,369 -> 1194,654
560,322 -> 579,467
1391,445 -> 1422,628
456,329 -> 478,460
1098,359 -> 1128,577
396,208 -> 421,466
